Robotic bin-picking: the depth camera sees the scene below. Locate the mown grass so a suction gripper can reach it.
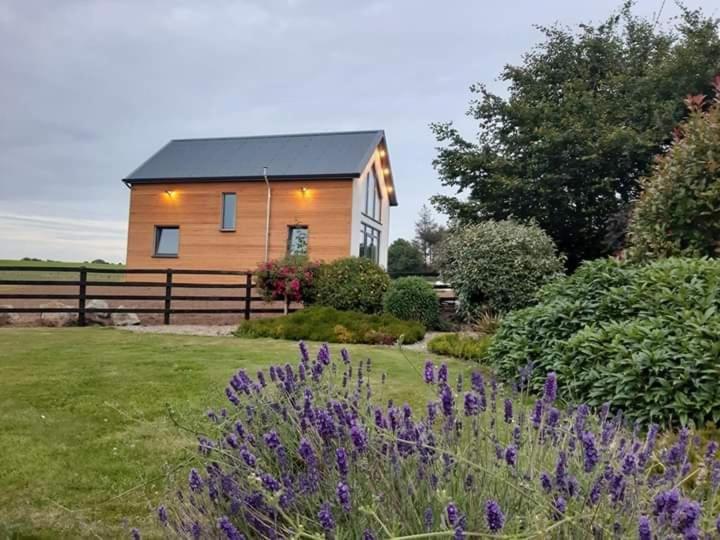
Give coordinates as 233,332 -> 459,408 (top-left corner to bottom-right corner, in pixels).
0,259 -> 124,283
0,327 -> 472,538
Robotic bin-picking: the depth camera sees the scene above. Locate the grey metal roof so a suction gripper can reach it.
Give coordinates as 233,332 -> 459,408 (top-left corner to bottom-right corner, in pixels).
124,130 -> 397,205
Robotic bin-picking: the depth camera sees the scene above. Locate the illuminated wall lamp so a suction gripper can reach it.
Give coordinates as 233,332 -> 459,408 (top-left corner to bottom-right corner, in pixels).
165,189 -> 175,198
379,149 -> 387,158
300,186 -> 309,196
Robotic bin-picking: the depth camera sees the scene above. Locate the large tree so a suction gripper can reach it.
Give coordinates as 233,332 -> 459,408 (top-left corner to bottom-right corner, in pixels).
387,238 -> 425,275
431,4 -> 720,268
413,205 -> 446,268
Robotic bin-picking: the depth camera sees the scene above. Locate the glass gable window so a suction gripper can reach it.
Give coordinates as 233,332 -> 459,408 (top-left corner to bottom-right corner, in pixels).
154,226 -> 179,257
359,222 -> 381,264
221,193 -> 236,230
363,167 -> 382,223
287,225 -> 309,256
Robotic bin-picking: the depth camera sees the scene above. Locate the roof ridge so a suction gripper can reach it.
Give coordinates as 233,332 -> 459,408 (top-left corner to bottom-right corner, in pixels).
170,130 -> 384,143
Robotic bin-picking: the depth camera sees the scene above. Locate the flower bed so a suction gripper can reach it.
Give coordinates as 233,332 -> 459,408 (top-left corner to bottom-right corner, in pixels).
150,344 -> 720,538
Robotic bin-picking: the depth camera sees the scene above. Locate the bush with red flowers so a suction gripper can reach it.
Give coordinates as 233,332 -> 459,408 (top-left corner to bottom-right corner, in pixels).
254,256 -> 320,310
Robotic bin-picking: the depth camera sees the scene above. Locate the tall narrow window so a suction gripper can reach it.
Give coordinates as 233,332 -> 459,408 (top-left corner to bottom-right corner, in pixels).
287,225 -> 309,256
363,167 -> 382,223
221,193 -> 236,230
359,223 -> 381,263
154,226 -> 179,257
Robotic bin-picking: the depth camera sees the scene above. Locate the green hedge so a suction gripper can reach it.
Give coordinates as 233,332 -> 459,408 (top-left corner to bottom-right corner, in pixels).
235,306 -> 425,345
383,276 -> 440,328
488,257 -> 720,425
427,333 -> 492,361
313,257 -> 390,314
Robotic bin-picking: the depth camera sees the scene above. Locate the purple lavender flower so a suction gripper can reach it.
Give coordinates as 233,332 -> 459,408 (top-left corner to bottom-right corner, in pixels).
453,526 -> 465,540
256,370 -> 266,388
362,529 -> 377,540
438,363 -> 448,384
543,372 -> 557,403
485,500 -> 505,532
336,481 -> 351,512
341,348 -> 350,364
316,409 -> 337,442
157,505 -> 167,525
446,502 -> 459,526
666,428 -> 690,466
218,516 -> 245,540
574,404 -> 589,436
440,384 -> 454,417
269,365 -> 277,382
637,516 -> 651,540
705,441 -> 718,461
716,514 -> 720,534
190,522 -> 201,539
263,430 -> 281,450
531,400 -> 543,428
261,473 -> 281,492
298,437 -> 315,464
555,451 -> 567,488
622,453 -> 636,476
350,423 -> 368,452
540,472 -> 552,493
422,360 -> 435,384
589,478 -> 602,505
670,499 -> 701,536
505,445 -> 517,467
225,387 -> 240,406
336,447 -> 349,477
504,399 -> 513,423
471,371 -> 484,392
546,407 -> 560,427
239,446 -> 256,467
423,507 -> 433,531
553,496 -> 566,521
317,502 -> 335,531
581,431 -> 599,472
189,468 -> 203,492
464,392 -> 480,416
130,528 -> 141,540
427,401 -> 438,423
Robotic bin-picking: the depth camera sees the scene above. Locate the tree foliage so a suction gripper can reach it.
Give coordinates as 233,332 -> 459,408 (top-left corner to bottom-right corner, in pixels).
413,205 -> 445,269
627,79 -> 720,261
431,4 -> 720,268
387,239 -> 425,275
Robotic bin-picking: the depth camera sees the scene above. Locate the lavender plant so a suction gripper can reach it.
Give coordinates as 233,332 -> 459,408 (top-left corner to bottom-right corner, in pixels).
152,344 -> 720,539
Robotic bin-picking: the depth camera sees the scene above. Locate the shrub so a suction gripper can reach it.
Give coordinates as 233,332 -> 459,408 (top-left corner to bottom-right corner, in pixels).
254,256 -> 320,307
235,306 -> 424,344
151,345 -> 720,538
387,238 -> 425,275
627,80 -> 720,261
382,276 -> 439,328
427,333 -> 491,361
313,257 -> 390,314
436,220 -> 565,317
488,257 -> 720,425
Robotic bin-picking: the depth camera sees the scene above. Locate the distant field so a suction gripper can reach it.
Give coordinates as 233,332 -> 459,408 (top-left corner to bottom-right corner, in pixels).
0,259 -> 125,282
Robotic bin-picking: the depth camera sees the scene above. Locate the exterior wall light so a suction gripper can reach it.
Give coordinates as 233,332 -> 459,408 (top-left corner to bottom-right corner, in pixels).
165,190 -> 175,198
300,186 -> 309,195
379,149 -> 387,158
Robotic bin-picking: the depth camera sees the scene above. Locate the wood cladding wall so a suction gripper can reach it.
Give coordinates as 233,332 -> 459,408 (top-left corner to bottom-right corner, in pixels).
125,180 -> 353,278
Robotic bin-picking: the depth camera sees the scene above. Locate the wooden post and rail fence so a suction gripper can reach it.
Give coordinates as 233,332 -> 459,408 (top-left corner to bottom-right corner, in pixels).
0,266 -> 455,325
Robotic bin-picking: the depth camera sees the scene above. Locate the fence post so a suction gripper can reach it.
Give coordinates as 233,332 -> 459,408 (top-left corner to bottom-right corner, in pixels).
164,269 -> 173,325
244,272 -> 252,320
78,267 -> 87,327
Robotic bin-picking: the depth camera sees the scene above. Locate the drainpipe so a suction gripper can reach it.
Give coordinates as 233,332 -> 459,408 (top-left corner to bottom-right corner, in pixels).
263,166 -> 272,262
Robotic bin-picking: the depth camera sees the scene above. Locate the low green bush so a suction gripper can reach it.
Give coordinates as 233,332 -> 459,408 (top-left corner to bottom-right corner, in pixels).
235,306 -> 425,345
488,257 -> 720,425
313,257 -> 390,314
383,276 -> 440,328
427,333 -> 492,361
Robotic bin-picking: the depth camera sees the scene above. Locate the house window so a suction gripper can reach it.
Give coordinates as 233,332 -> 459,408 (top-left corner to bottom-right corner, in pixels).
154,226 -> 179,257
221,193 -> 236,230
287,225 -> 309,256
359,223 -> 381,263
363,167 -> 382,223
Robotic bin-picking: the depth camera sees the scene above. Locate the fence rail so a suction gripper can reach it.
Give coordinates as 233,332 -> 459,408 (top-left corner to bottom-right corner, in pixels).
0,266 -> 294,325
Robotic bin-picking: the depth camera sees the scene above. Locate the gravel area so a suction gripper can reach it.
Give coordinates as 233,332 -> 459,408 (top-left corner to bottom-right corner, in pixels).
117,324 -> 236,336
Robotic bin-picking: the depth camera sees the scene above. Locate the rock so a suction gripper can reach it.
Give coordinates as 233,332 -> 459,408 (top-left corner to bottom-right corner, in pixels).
86,299 -> 111,325
39,302 -> 76,327
0,305 -> 20,326
111,306 -> 141,326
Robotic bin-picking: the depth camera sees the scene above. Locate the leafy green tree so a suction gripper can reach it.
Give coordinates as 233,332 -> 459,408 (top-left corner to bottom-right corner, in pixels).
627,81 -> 720,260
431,4 -> 720,268
387,239 -> 425,275
413,205 -> 445,268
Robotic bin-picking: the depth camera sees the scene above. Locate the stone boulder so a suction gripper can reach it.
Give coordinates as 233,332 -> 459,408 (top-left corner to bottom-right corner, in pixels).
39,302 -> 76,327
86,299 -> 111,325
111,306 -> 141,326
0,305 -> 20,326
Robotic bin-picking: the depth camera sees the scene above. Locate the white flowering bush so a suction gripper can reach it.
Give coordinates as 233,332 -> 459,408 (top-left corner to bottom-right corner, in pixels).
436,220 -> 565,317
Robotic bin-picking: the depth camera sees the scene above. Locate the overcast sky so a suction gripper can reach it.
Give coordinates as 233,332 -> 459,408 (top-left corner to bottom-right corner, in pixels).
0,0 -> 710,263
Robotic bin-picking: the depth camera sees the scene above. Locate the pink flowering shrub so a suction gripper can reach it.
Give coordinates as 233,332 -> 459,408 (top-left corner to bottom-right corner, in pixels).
148,345 -> 720,539
254,256 -> 320,308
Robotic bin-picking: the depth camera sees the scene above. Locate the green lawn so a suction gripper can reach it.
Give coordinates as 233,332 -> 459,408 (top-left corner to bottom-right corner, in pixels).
0,259 -> 124,282
0,328 -> 470,539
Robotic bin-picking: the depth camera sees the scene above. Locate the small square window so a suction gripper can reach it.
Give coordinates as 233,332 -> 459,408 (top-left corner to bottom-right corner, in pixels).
221,193 -> 236,231
154,226 -> 179,257
287,225 -> 309,256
